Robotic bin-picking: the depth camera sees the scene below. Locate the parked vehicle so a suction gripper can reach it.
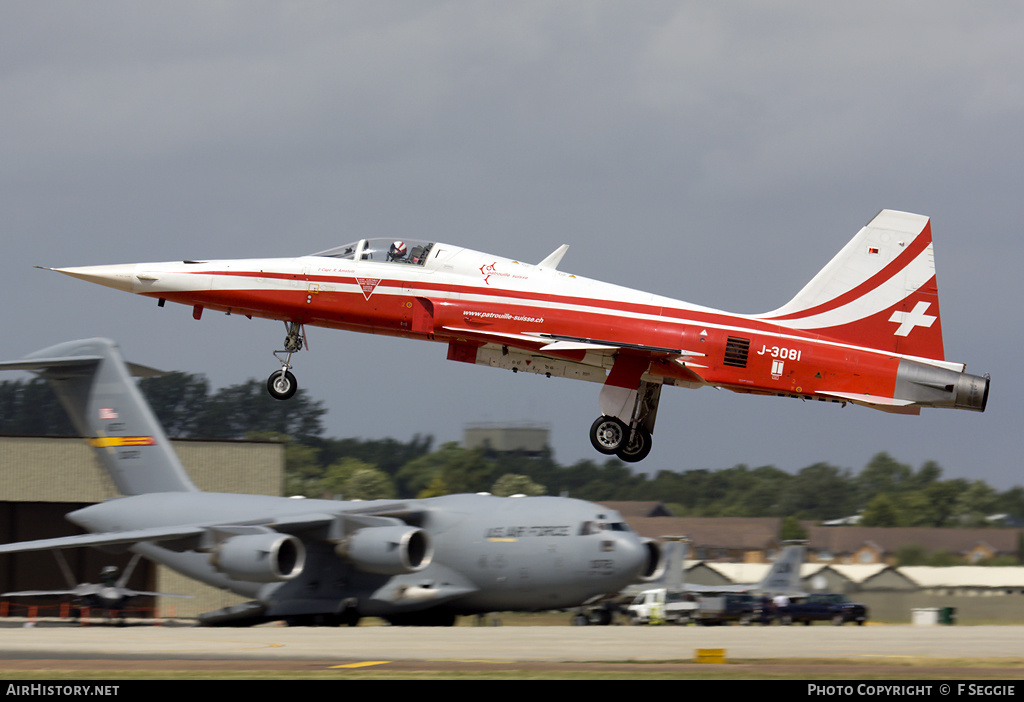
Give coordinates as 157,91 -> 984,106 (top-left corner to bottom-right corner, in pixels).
627,588 -> 699,625
693,593 -> 757,626
776,593 -> 868,626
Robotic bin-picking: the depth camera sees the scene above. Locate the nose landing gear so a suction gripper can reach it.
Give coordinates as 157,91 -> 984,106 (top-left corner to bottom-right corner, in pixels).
267,322 -> 305,401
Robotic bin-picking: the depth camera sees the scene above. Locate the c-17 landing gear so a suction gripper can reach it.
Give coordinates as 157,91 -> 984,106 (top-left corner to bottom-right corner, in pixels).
267,322 -> 305,401
589,380 -> 661,463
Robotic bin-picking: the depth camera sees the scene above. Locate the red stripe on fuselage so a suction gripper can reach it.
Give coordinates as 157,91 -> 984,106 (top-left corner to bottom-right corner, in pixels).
183,268 -> 797,339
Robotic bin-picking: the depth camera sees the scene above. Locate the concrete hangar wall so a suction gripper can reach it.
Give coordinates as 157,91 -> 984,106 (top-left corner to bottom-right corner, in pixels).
0,435 -> 284,619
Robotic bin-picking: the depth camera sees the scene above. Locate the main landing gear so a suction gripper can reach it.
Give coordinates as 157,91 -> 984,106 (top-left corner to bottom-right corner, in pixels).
267,322 -> 304,401
589,380 -> 661,463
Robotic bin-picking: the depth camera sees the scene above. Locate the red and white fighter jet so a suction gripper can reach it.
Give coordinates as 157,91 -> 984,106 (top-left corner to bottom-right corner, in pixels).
45,209 -> 989,462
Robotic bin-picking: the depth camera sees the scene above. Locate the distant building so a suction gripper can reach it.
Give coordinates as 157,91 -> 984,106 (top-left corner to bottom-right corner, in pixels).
807,525 -> 1022,565
0,435 -> 284,619
463,422 -> 550,454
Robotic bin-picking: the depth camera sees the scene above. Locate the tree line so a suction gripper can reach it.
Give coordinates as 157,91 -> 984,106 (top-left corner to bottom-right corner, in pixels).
2,373 -> 1022,528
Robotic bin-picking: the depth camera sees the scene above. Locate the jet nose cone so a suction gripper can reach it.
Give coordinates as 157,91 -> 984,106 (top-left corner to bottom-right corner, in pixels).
43,264 -> 140,293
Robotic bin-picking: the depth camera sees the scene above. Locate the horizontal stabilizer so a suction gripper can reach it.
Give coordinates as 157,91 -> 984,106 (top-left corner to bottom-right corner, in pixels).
0,354 -> 163,378
0,355 -> 101,373
0,338 -> 197,495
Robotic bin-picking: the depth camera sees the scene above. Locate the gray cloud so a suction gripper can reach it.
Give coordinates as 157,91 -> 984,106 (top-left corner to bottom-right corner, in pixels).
2,2 -> 1018,488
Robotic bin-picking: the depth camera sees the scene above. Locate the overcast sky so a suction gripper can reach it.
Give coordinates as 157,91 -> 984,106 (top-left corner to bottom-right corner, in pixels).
2,2 -> 1021,490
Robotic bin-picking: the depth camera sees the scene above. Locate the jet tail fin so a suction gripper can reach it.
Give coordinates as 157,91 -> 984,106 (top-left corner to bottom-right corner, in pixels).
760,210 -> 946,361
0,338 -> 199,495
662,536 -> 689,593
757,542 -> 805,595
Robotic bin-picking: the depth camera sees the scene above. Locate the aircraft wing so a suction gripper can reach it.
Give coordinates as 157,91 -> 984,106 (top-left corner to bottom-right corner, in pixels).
1,589 -> 78,597
0,503 -> 429,557
0,525 -> 206,555
532,333 -> 705,358
442,326 -> 705,358
121,589 -> 193,599
684,583 -> 754,594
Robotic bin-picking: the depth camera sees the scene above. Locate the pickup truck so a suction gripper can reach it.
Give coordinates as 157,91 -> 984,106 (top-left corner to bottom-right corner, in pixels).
627,588 -> 700,625
693,593 -> 757,626
776,593 -> 868,626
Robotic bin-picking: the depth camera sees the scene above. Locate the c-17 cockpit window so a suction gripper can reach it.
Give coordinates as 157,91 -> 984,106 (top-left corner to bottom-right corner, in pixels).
579,520 -> 632,535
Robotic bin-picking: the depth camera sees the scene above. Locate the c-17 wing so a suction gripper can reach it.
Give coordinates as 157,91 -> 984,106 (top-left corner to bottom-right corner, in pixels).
0,525 -> 206,555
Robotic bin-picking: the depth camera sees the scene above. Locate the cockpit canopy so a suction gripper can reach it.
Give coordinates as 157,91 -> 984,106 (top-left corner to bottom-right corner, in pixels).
312,238 -> 434,266
579,520 -> 632,536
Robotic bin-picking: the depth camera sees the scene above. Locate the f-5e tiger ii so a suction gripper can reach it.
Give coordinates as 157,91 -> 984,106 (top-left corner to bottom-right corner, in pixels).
43,210 -> 989,462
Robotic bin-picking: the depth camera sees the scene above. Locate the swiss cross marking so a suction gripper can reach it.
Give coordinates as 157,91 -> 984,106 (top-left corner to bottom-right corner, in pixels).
889,301 -> 936,337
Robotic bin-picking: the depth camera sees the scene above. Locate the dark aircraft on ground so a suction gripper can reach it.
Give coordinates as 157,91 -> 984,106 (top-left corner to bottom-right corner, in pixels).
2,553 -> 190,620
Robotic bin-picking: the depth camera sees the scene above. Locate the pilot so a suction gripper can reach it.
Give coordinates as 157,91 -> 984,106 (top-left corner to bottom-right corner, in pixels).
388,241 -> 408,262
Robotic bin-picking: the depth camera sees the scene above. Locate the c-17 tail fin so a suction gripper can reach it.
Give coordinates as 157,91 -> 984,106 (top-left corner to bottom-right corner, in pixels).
0,338 -> 199,495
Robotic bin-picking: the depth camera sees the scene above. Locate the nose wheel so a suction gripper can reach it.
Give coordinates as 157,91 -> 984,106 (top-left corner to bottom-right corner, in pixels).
267,369 -> 298,400
268,322 -> 305,401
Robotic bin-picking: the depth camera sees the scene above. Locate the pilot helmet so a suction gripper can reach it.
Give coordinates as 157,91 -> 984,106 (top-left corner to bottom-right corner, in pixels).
389,241 -> 407,259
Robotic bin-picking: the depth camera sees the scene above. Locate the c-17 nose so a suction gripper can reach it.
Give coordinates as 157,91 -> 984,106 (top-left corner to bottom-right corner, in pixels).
616,532 -> 655,584
40,264 -> 142,293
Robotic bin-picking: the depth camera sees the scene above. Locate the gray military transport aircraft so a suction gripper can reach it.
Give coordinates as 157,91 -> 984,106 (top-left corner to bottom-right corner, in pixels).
0,338 -> 660,626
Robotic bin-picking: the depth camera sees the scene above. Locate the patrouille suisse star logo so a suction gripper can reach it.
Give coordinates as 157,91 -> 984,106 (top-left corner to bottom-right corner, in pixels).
356,277 -> 382,300
479,262 -> 497,285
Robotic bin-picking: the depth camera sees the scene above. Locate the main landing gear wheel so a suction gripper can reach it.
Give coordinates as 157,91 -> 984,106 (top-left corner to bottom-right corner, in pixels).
267,369 -> 297,401
590,416 -> 627,454
616,425 -> 652,463
589,416 -> 654,462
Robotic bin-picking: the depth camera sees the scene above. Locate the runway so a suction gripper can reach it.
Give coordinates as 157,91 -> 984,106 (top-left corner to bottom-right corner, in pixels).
0,623 -> 1022,665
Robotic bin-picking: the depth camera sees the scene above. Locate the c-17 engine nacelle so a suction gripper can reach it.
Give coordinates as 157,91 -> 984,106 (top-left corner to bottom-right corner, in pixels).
335,525 -> 432,576
209,533 -> 306,583
637,538 -> 666,582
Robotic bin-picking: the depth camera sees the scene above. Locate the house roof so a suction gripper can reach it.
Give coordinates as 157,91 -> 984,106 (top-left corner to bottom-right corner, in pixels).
898,566 -> 1024,588
624,516 -> 782,550
808,526 -> 1021,556
702,562 -> 823,583
599,501 -> 675,518
826,564 -> 893,584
